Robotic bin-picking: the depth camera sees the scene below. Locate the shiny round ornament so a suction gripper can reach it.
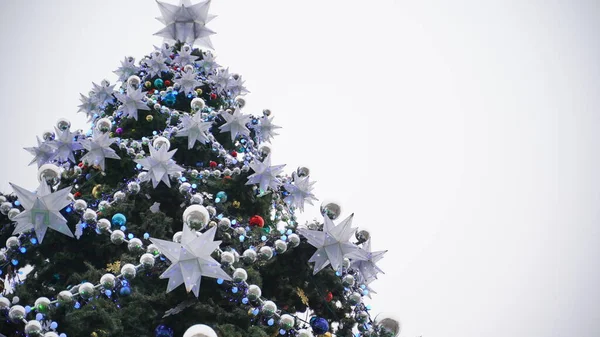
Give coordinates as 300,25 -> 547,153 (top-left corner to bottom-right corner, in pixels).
153,136 -> 170,150
121,263 -> 137,279
287,234 -> 300,248
179,182 -> 192,195
374,313 -> 401,337
242,249 -> 257,263
42,130 -> 55,141
44,333 -> 59,337
249,215 -> 264,228
78,282 -> 95,299
342,274 -> 355,287
112,213 -> 127,226
83,208 -> 97,223
140,253 -> 155,268
6,236 -> 19,249
38,163 -> 61,186
127,75 -> 141,89
355,229 -> 370,243
0,296 -> 10,310
258,246 -> 273,260
234,226 -> 246,236
8,305 -> 25,322
183,64 -> 194,73
147,244 -> 160,255
100,273 -> 116,289
320,201 -> 341,220
220,251 -> 235,265
258,144 -> 271,158
234,96 -> 246,108
309,317 -> 329,335
232,268 -> 248,282
7,208 -> 20,220
114,190 -> 126,201
57,290 -> 73,304
190,194 -> 203,205
296,166 -> 310,177
296,329 -> 313,337
246,284 -> 261,301
154,78 -> 164,89
56,118 -> 71,131
24,319 -> 43,336
218,217 -> 231,230
173,231 -> 183,243
274,239 -> 287,254
279,314 -> 295,330
262,108 -> 272,116
110,230 -> 126,244
190,98 -> 205,112
215,191 -> 227,203
0,202 -> 12,215
73,199 -> 87,212
146,114 -> 154,122
128,181 -> 141,194
34,297 -> 50,313
96,118 -> 112,133
261,300 -> 277,316
128,238 -> 143,252
182,324 -> 217,337
342,257 -> 351,269
183,204 -> 209,230
348,292 -> 362,306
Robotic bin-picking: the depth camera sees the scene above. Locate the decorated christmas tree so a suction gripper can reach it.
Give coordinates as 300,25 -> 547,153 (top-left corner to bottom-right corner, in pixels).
0,1 -> 399,336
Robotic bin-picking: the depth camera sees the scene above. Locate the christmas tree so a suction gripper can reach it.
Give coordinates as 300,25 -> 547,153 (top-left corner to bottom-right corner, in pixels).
0,1 -> 399,336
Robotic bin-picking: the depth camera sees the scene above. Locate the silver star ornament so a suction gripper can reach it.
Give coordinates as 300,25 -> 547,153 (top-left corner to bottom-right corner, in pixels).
135,144 -> 184,188
246,154 -> 285,192
154,0 -> 217,49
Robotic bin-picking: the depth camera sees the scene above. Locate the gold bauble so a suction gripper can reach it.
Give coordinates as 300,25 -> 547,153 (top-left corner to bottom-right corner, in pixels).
146,115 -> 154,122
145,81 -> 152,88
92,185 -> 103,198
232,200 -> 241,208
195,88 -> 203,95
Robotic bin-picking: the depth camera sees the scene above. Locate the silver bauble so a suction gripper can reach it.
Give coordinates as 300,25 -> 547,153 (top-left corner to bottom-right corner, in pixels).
296,166 -> 310,177
127,238 -> 143,252
113,190 -> 126,202
38,163 -> 61,186
8,305 -> 25,322
173,231 -> 183,243
232,268 -> 248,283
234,96 -> 246,108
287,234 -> 300,248
218,218 -> 231,230
57,290 -> 73,304
279,314 -> 295,330
97,218 -> 111,232
100,273 -> 116,289
258,246 -> 273,260
261,300 -> 277,316
73,199 -> 87,212
182,324 -> 218,337
242,249 -> 257,263
355,228 -> 371,243
83,208 -> 98,223
147,243 -> 160,255
274,239 -> 287,254
78,282 -> 95,299
121,263 -> 137,279
110,230 -> 125,244
42,130 -> 55,141
56,118 -> 71,131
320,201 -> 341,220
183,204 -> 209,230
44,332 -> 60,337
190,98 -> 205,112
348,292 -> 362,306
0,296 -> 10,310
127,75 -> 141,89
0,202 -> 12,215
34,297 -> 50,313
140,253 -> 155,268
190,193 -> 203,204
153,136 -> 170,150
374,313 -> 402,337
127,181 -> 141,194
220,251 -> 235,265
24,319 -> 43,336
96,117 -> 112,133
246,284 -> 261,301
342,274 -> 355,287
6,236 -> 19,249
297,329 -> 313,337
7,208 -> 20,220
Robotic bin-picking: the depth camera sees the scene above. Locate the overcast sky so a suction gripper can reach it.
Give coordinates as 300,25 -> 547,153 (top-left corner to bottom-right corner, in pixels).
0,1 -> 599,337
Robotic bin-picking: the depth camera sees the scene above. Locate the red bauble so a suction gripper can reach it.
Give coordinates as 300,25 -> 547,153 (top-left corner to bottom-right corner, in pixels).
209,161 -> 218,168
210,93 -> 217,100
249,215 -> 264,228
325,292 -> 333,302
164,80 -> 171,87
231,150 -> 237,157
74,192 -> 82,198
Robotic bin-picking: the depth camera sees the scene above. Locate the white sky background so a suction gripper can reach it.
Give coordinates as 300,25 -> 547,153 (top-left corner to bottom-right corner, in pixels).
0,1 -> 599,336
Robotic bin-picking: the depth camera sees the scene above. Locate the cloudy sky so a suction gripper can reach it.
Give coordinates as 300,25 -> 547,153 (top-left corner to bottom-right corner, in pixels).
0,1 -> 599,336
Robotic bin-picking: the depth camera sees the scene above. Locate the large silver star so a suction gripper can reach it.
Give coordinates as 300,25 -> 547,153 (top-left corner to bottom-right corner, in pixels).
352,239 -> 387,284
218,108 -> 251,142
149,225 -> 231,297
24,136 -> 55,167
283,175 -> 317,212
135,144 -> 184,188
246,154 -> 285,192
154,0 -> 217,49
176,113 -> 212,149
48,127 -> 83,163
80,132 -> 121,171
298,214 -> 369,275
114,87 -> 151,120
10,182 -> 73,243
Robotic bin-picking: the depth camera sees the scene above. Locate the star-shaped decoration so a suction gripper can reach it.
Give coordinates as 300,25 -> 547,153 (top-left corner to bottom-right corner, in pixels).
196,50 -> 219,74
77,93 -> 99,121
210,67 -> 232,94
245,154 -> 285,193
154,0 -> 217,49
298,214 -> 369,274
114,56 -> 139,82
10,182 -> 73,243
114,87 -> 151,120
218,108 -> 251,141
48,127 -> 83,163
149,225 -> 231,297
176,112 -> 212,149
143,51 -> 170,77
351,239 -> 387,284
24,136 -> 55,167
135,144 -> 184,188
80,132 -> 121,171
90,81 -> 115,107
252,115 -> 281,144
283,175 -> 317,212
154,42 -> 174,62
175,68 -> 202,94
174,44 -> 199,66
227,74 -> 249,97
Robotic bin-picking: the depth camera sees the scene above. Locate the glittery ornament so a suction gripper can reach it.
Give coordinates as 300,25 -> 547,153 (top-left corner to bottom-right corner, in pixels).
309,317 -> 329,335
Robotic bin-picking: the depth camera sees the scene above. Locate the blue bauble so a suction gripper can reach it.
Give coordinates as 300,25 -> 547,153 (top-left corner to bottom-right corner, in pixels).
119,286 -> 131,296
112,213 -> 127,226
154,324 -> 173,337
310,317 -> 329,335
154,78 -> 164,89
163,92 -> 177,106
215,191 -> 228,203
